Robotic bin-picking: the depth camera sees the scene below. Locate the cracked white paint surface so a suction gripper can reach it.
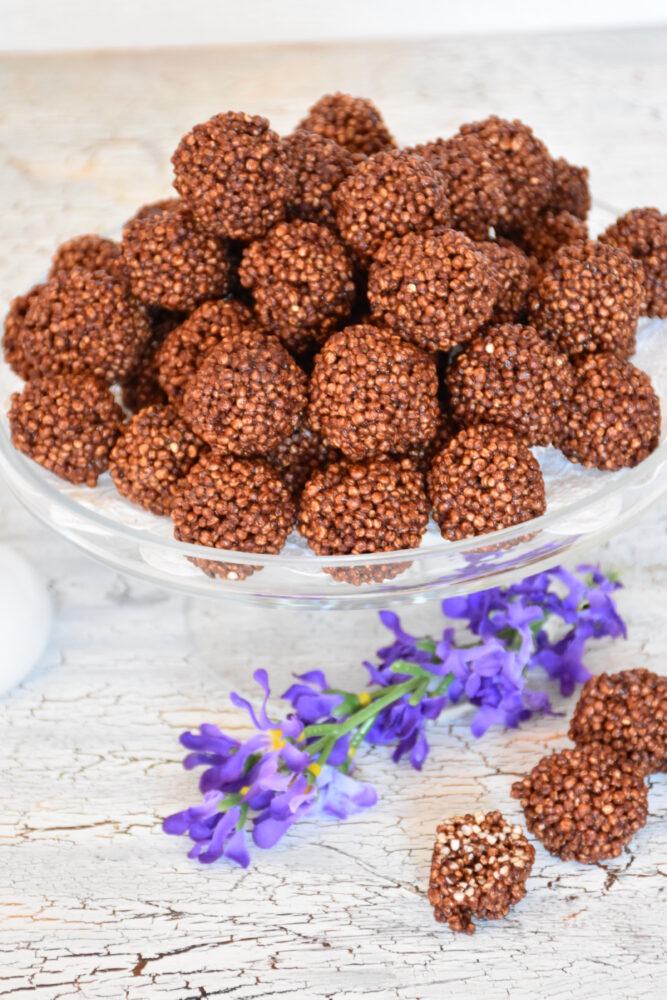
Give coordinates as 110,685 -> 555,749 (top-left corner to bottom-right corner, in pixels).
0,29 -> 666,1000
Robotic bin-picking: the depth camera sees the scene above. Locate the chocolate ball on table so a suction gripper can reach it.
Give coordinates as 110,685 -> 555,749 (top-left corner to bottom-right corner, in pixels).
528,240 -> 643,360
568,668 -> 667,775
511,743 -> 648,863
458,116 -> 554,231
282,129 -> 356,227
600,207 -> 667,318
445,323 -> 575,447
367,229 -> 500,352
20,266 -> 152,384
427,425 -> 546,542
557,352 -> 660,470
2,284 -> 45,380
333,149 -> 450,265
9,374 -> 124,487
172,111 -> 295,241
297,92 -> 396,159
181,327 -> 307,456
155,299 -> 258,406
121,199 -> 230,313
308,324 -> 440,461
238,220 -> 356,354
49,234 -> 122,279
109,404 -> 204,516
171,453 -> 295,581
412,133 -> 506,241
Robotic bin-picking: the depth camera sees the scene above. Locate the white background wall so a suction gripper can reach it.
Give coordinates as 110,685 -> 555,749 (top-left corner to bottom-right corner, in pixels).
2,0 -> 667,52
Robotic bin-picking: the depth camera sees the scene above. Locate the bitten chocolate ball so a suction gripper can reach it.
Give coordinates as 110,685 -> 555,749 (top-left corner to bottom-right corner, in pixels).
109,404 -> 204,515
238,220 -> 356,353
282,129 -> 355,226
428,811 -> 535,935
308,324 -> 440,460
413,134 -> 506,240
549,157 -> 591,219
459,116 -> 554,230
181,328 -> 307,455
528,240 -> 643,359
172,112 -> 295,241
267,416 -> 338,500
9,374 -> 124,487
333,150 -> 450,264
298,456 -> 429,556
21,266 -> 152,383
557,352 -> 660,470
600,208 -> 667,318
478,240 -> 537,322
428,425 -> 546,541
511,744 -> 649,863
445,323 -> 574,446
49,234 -> 122,279
512,209 -> 588,263
297,92 -> 396,158
569,668 -> 666,776
171,453 -> 295,580
155,299 -> 258,404
367,229 -> 500,352
121,199 -> 230,312
2,284 -> 45,380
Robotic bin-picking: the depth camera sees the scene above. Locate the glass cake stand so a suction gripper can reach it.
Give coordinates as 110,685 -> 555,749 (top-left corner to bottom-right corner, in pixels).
1,316 -> 666,610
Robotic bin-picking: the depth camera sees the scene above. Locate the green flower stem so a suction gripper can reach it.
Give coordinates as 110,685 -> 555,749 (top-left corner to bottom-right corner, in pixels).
304,678 -> 418,740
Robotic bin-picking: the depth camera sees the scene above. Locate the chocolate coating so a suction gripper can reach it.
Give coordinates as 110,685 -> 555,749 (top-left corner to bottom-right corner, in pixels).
557,352 -> 660,470
2,284 -> 45,380
368,229 -> 499,351
308,324 -> 440,460
267,416 -> 338,501
512,209 -> 588,263
9,374 -> 123,487
428,424 -> 546,541
297,92 -> 396,158
478,240 -> 537,322
549,157 -> 591,220
172,112 -> 295,241
283,129 -> 355,226
600,207 -> 667,318
511,743 -> 648,863
181,327 -> 307,455
239,220 -> 355,353
49,234 -> 122,279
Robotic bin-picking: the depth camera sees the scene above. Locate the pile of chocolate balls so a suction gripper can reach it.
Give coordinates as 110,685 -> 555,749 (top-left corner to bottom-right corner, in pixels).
3,95 -> 666,580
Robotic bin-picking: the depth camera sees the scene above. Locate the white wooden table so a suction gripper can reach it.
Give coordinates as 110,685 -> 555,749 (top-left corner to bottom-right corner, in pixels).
1,30 -> 666,999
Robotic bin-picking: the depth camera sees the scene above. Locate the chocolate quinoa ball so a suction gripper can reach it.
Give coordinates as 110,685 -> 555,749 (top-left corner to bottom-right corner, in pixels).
181,328 -> 307,456
172,112 -> 295,241
512,209 -> 588,263
367,229 -> 500,352
428,811 -> 535,935
121,199 -> 230,312
171,452 -> 295,580
155,299 -> 258,405
557,352 -> 660,470
125,198 -> 181,226
569,668 -> 666,776
412,134 -> 506,240
511,743 -> 649,863
21,266 -> 152,384
2,284 -> 45,380
119,308 -> 183,413
445,323 -> 575,447
298,456 -> 429,557
478,240 -> 537,322
549,157 -> 591,220
528,240 -> 643,359
267,416 -> 338,501
459,116 -> 554,231
600,208 -> 667,318
428,424 -> 546,541
297,92 -> 396,159
332,149 -> 450,264
49,234 -> 122,279
238,220 -> 356,353
110,403 -> 204,515
9,374 -> 124,487
282,129 -> 356,226
308,324 -> 440,460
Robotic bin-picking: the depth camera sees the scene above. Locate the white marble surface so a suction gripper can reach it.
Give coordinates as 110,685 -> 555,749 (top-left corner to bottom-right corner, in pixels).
1,30 -> 666,1000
